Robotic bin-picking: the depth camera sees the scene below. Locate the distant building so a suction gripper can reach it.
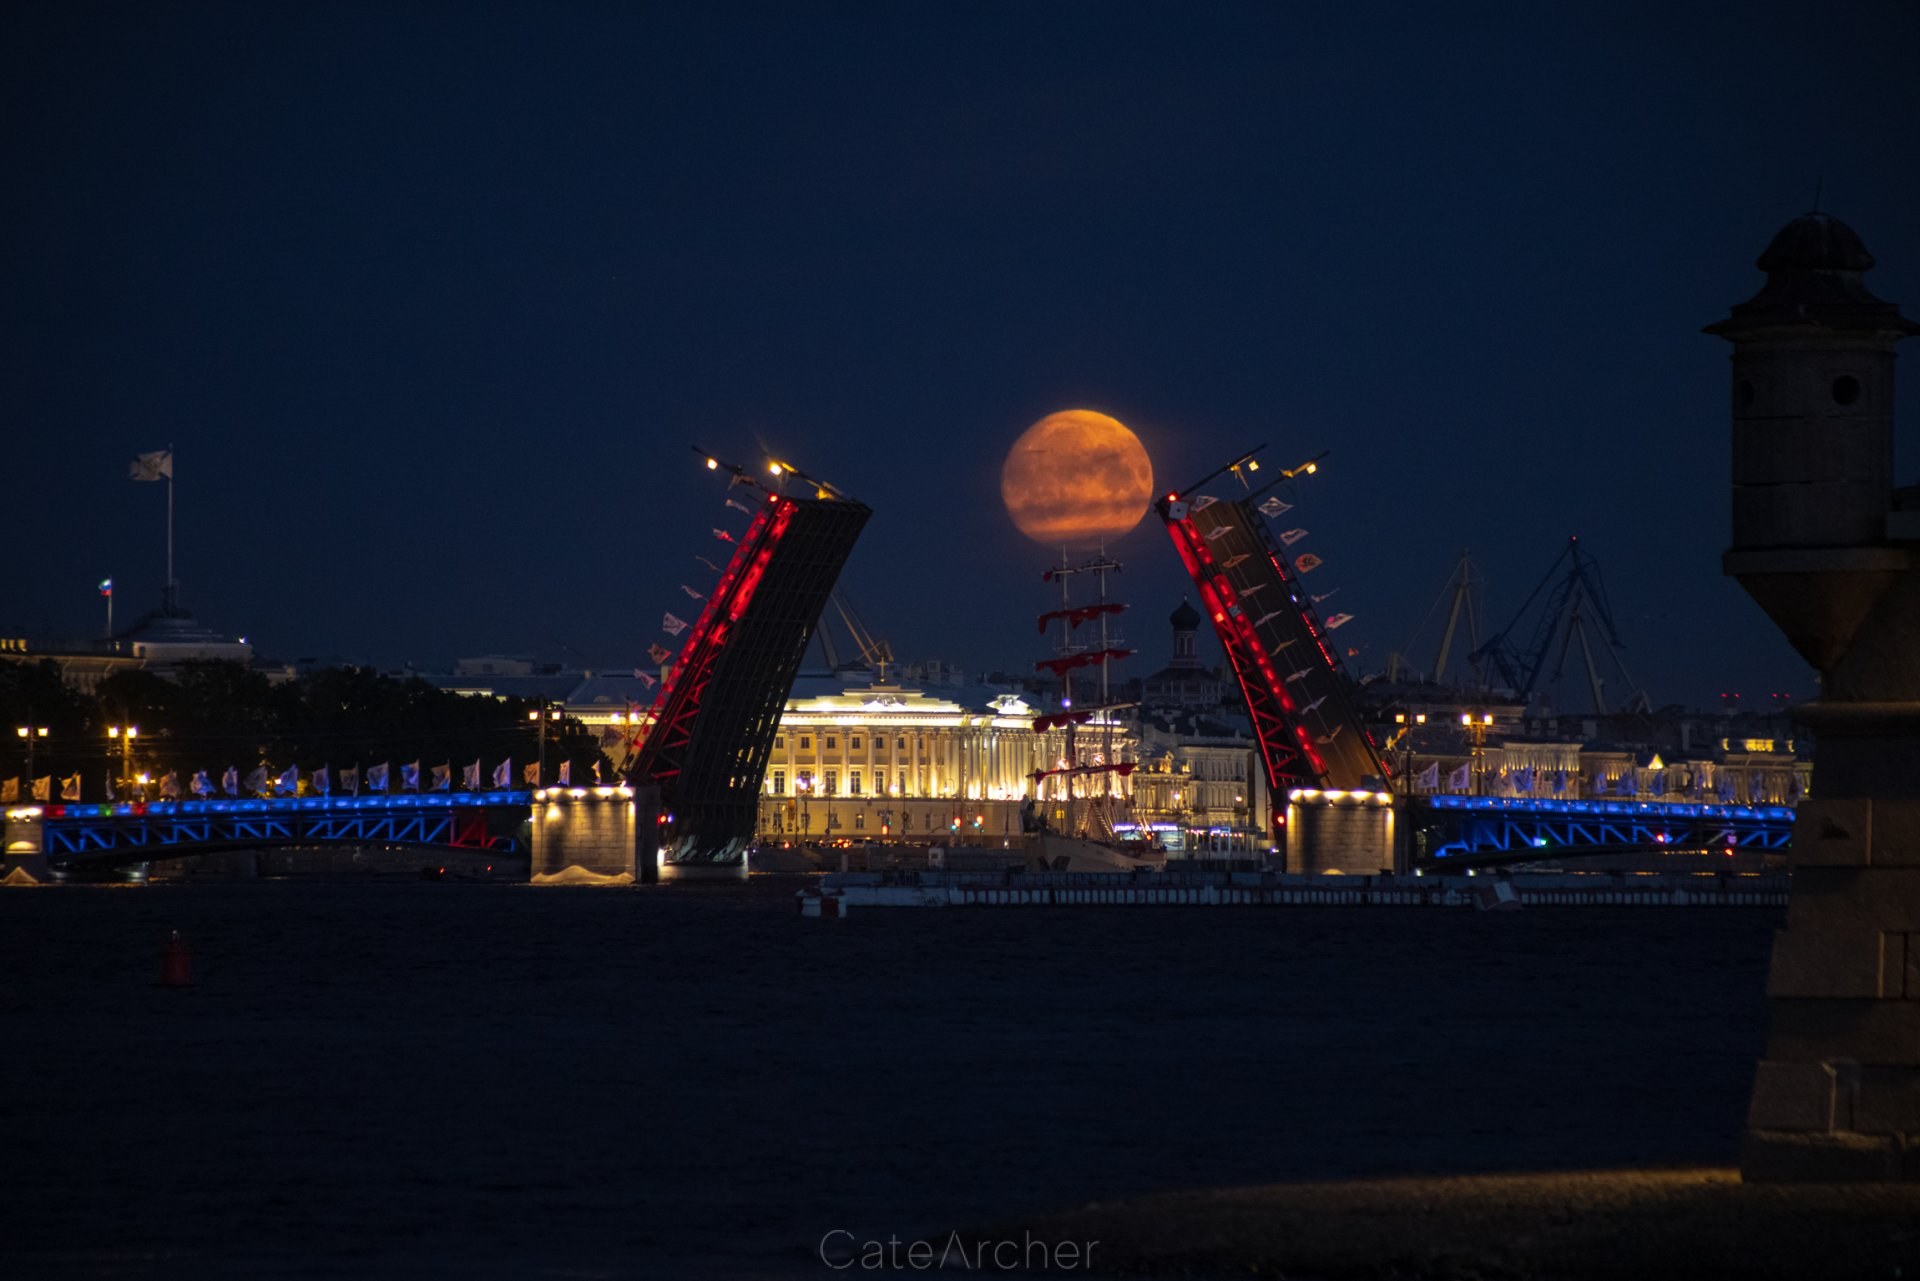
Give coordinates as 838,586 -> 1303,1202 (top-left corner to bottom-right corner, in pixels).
0,607 -> 253,694
1138,598 -> 1226,708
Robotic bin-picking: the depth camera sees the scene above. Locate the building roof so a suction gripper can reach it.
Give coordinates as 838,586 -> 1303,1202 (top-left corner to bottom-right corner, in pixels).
1757,211 -> 1875,273
1170,597 -> 1200,630
1706,210 -> 1919,337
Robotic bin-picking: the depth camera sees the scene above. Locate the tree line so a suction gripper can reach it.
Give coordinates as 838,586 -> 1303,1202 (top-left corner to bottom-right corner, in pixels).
0,658 -> 615,797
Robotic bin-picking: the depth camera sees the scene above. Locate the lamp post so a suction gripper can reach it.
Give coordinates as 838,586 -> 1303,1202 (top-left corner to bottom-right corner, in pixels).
796,775 -> 811,835
1393,712 -> 1427,797
15,725 -> 49,791
107,724 -> 137,791
527,704 -> 563,783
1459,712 -> 1493,795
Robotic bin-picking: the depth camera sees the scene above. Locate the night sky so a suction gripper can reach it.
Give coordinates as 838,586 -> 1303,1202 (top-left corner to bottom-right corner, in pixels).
6,2 -> 1917,710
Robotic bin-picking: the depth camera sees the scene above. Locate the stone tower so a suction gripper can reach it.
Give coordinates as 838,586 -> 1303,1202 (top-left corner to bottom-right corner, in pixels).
1708,211 -> 1920,1181
1169,597 -> 1202,669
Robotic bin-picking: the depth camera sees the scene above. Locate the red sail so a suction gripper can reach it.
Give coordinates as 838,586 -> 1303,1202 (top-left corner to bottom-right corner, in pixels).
1035,602 -> 1128,633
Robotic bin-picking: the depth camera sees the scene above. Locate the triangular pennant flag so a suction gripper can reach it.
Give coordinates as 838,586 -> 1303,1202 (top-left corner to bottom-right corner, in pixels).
724,498 -> 754,515
647,644 -> 671,663
1294,553 -> 1323,574
276,766 -> 298,794
1191,495 -> 1217,510
661,613 -> 688,636
638,672 -> 657,689
681,584 -> 705,600
1325,613 -> 1354,629
1280,528 -> 1309,546
1259,496 -> 1291,517
713,528 -> 735,543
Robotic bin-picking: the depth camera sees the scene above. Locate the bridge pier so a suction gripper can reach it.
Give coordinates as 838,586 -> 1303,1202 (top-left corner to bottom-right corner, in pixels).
1283,790 -> 1397,874
3,807 -> 51,884
530,787 -> 646,881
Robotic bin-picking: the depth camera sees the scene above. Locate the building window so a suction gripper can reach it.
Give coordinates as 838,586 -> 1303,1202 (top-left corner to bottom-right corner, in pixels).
896,737 -> 906,750
1833,375 -> 1861,406
825,770 -> 838,795
800,736 -> 811,750
850,770 -> 862,795
826,736 -> 838,750
775,736 -> 784,749
854,812 -> 865,830
851,737 -> 862,751
772,770 -> 786,794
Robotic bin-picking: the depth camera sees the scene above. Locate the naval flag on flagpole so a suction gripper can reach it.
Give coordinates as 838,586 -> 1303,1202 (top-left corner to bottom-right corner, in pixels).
523,762 -> 540,786
431,763 -> 451,792
128,450 -> 174,481
222,766 -> 240,797
492,759 -> 511,789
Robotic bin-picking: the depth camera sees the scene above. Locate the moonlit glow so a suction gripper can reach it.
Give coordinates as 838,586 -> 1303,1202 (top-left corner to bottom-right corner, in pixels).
1000,409 -> 1154,548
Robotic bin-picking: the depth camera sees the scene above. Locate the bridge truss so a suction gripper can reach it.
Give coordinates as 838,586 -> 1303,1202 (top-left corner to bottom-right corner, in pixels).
1411,794 -> 1794,867
1157,457 -> 1387,807
31,792 -> 531,868
628,474 -> 870,866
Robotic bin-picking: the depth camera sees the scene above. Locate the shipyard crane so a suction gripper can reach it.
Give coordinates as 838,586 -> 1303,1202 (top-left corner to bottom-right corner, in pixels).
815,589 -> 896,676
1387,550 -> 1486,687
1468,536 -> 1649,715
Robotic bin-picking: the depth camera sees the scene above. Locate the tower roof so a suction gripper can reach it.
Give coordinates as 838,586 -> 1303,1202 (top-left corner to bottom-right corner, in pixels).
1705,209 -> 1918,340
1756,212 -> 1876,273
1170,597 -> 1200,630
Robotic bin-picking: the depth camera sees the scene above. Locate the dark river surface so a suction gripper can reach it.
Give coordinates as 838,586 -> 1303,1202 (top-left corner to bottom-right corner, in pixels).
0,876 -> 1778,1278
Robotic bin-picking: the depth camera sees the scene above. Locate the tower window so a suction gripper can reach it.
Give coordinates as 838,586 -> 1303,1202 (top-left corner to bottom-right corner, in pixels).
1832,375 -> 1861,406
1735,380 -> 1755,410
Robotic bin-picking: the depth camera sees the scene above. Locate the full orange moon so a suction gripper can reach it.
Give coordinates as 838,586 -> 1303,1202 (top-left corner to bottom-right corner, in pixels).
1000,409 -> 1155,548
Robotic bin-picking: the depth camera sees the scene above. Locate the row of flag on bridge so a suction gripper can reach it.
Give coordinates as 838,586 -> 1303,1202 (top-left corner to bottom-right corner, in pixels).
1401,763 -> 1802,803
1190,492 -> 1360,656
1,759 -> 606,805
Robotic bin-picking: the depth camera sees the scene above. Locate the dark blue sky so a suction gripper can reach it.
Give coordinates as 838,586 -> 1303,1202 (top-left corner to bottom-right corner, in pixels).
6,1 -> 1917,708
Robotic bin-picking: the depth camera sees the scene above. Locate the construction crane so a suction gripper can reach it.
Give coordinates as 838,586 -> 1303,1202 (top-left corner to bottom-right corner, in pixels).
1468,536 -> 1649,715
1388,550 -> 1485,687
815,589 -> 895,677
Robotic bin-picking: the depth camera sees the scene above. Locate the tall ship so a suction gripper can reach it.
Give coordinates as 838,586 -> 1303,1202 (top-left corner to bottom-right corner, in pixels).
1023,546 -> 1164,872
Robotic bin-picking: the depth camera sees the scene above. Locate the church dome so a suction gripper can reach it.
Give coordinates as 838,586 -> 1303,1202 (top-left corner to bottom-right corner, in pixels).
1756,212 -> 1876,274
1170,597 -> 1200,630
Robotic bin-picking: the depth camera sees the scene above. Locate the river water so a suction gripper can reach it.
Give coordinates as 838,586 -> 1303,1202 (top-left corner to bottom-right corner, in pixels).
0,876 -> 1777,1278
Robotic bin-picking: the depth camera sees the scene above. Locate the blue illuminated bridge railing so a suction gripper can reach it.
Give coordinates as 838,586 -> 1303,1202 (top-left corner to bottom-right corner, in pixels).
26,791 -> 534,863
1415,793 -> 1796,864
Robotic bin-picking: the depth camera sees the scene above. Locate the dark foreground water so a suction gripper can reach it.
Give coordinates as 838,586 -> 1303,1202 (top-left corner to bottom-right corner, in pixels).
0,878 -> 1777,1278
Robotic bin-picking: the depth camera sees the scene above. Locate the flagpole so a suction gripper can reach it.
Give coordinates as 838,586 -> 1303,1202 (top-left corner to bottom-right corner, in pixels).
165,441 -> 176,613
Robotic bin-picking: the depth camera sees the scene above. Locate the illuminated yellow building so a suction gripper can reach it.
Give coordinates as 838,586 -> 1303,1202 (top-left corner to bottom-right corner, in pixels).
756,676 -> 1134,842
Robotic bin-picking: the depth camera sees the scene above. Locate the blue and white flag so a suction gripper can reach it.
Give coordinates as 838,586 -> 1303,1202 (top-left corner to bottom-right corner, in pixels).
245,767 -> 269,796
192,770 -> 213,797
341,766 -> 360,795
161,771 -> 181,799
276,766 -> 299,794
430,763 -> 451,792
368,762 -> 389,793
401,761 -> 420,792
492,759 -> 511,789
1446,763 -> 1470,792
1416,762 -> 1440,791
463,760 -> 481,790
312,766 -> 330,795
223,766 -> 240,797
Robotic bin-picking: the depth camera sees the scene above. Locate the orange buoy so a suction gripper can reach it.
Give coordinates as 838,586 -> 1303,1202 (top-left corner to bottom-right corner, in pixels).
159,929 -> 192,987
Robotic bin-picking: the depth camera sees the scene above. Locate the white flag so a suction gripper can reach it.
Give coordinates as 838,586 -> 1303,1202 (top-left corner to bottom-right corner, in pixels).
340,766 -> 360,794
558,761 -> 572,786
1259,496 -> 1291,517
681,585 -> 704,600
724,498 -> 754,515
276,766 -> 298,794
492,759 -> 511,789
462,760 -> 481,790
1191,495 -> 1218,510
1447,763 -> 1470,791
402,761 -> 420,792
245,767 -> 269,795
1325,613 -> 1354,629
1417,762 -> 1440,790
191,770 -> 212,797
312,766 -> 330,795
129,449 -> 173,481
1280,528 -> 1309,546
662,613 -> 688,636
368,763 -> 389,792
223,766 -> 240,796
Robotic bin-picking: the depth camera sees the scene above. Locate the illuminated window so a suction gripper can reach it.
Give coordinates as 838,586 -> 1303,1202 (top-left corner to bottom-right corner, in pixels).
854,812 -> 865,830
850,770 -> 862,795
772,770 -> 785,794
775,736 -> 784,749
825,770 -> 838,794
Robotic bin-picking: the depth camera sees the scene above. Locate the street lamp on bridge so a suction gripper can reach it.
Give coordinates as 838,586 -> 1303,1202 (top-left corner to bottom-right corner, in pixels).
107,725 -> 138,791
527,705 -> 563,783
15,725 -> 48,792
